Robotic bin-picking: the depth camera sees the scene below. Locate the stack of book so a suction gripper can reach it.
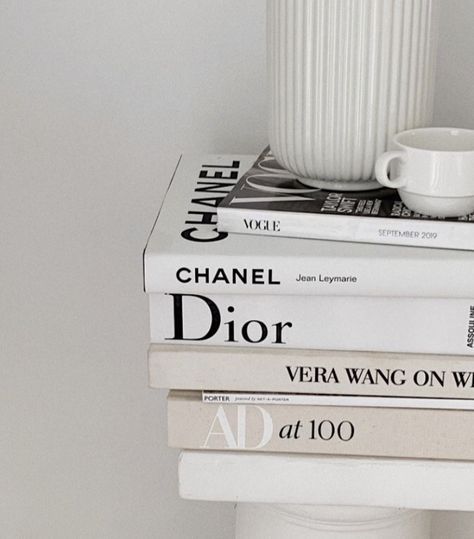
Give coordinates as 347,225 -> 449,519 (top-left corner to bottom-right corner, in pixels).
144,152 -> 474,461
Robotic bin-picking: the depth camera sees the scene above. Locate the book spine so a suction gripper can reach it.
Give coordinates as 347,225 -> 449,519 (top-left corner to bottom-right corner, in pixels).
201,392 -> 474,410
144,250 -> 474,298
149,293 -> 474,356
168,393 -> 474,460
149,345 -> 474,398
217,207 -> 473,251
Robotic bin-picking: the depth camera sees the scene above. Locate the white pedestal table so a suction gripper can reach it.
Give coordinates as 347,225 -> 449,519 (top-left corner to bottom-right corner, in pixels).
179,450 -> 474,538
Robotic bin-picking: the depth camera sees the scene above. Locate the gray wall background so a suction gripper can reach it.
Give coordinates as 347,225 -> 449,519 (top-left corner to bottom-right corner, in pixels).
2,1 -> 474,537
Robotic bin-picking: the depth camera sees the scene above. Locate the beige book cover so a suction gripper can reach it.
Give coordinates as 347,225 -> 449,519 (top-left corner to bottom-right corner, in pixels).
168,390 -> 474,461
151,345 -> 474,399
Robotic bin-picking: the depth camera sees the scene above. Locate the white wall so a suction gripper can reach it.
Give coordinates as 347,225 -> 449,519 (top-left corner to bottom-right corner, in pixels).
1,1 -> 474,537
434,0 -> 474,128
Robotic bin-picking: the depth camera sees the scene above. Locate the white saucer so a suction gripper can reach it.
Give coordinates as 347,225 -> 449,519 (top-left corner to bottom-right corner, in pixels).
298,176 -> 381,192
400,192 -> 474,218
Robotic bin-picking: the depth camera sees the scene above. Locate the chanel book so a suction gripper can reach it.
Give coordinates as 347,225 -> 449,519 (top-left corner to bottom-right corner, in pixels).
168,390 -> 474,461
217,147 -> 474,251
143,153 -> 474,298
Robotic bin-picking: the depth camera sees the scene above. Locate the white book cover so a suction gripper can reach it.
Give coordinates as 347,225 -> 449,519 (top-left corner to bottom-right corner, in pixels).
168,391 -> 474,461
143,153 -> 474,298
149,293 -> 474,356
218,148 -> 474,251
201,392 -> 474,411
149,344 -> 474,399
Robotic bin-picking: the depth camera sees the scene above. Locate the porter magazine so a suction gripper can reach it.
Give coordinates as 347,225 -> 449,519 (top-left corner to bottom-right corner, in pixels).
200,392 -> 474,411
143,154 -> 474,298
217,148 -> 474,251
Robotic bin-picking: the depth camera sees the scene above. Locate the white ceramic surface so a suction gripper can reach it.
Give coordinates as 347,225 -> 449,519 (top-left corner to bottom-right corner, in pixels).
236,505 -> 431,539
376,127 -> 474,217
267,0 -> 440,190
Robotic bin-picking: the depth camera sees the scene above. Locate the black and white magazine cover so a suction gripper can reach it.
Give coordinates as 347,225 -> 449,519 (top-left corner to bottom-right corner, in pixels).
217,147 -> 474,251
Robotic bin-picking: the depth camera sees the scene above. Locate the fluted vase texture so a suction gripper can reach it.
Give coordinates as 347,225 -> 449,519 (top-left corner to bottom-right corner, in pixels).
268,0 -> 440,190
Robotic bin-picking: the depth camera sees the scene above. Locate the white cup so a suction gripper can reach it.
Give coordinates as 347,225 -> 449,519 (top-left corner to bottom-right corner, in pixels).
375,128 -> 474,218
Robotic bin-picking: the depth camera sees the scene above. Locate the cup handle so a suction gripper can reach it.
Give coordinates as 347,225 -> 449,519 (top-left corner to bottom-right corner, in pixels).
375,151 -> 407,189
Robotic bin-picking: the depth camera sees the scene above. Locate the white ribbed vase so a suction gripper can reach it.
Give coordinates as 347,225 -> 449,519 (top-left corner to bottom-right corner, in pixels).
268,0 -> 440,190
